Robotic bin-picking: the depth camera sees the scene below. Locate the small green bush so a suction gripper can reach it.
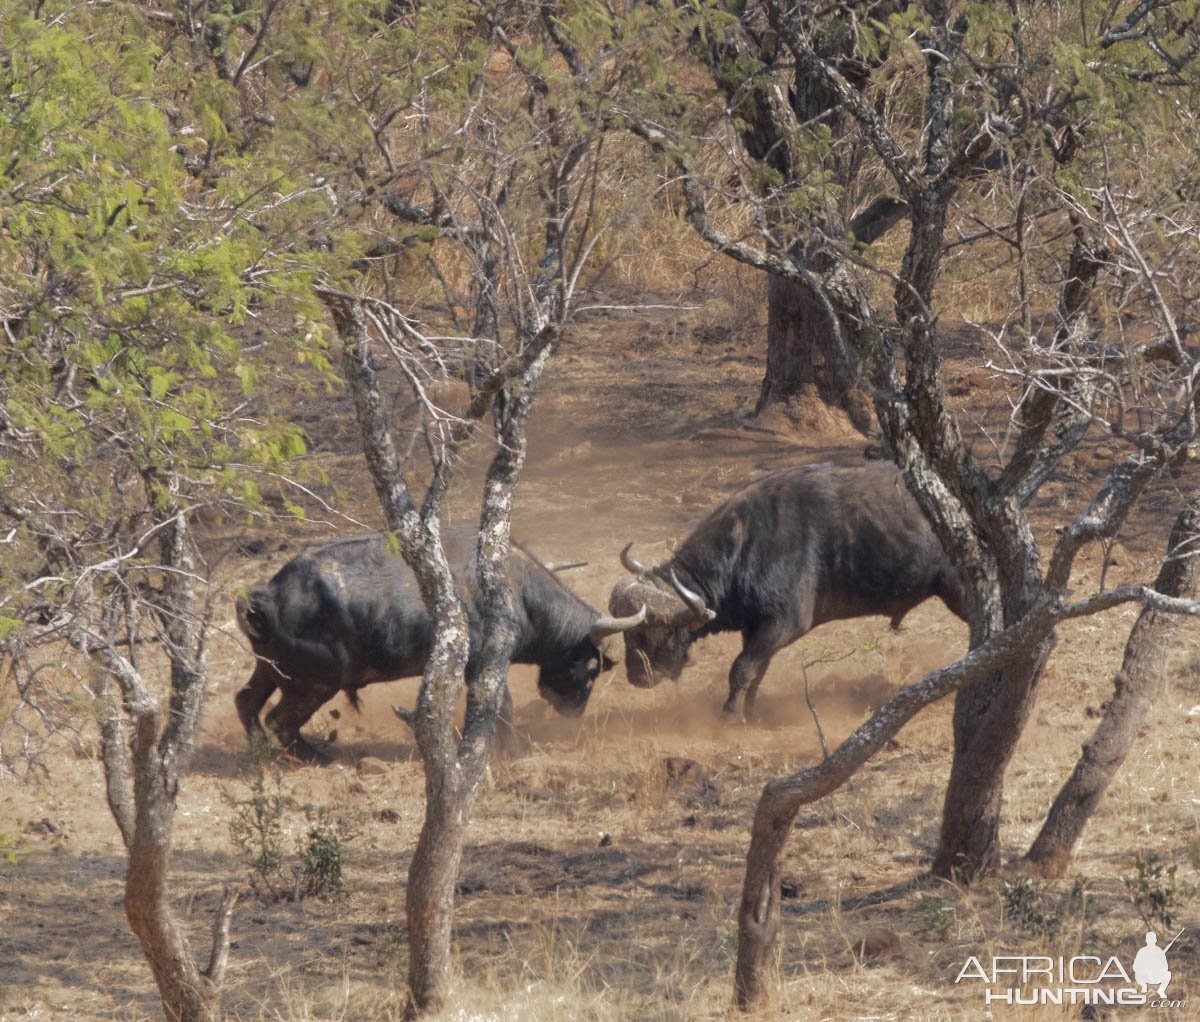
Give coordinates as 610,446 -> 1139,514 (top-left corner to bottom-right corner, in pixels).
1001,874 -> 1092,938
0,829 -> 27,867
299,815 -> 349,900
915,893 -> 954,940
1121,852 -> 1196,932
226,759 -> 289,899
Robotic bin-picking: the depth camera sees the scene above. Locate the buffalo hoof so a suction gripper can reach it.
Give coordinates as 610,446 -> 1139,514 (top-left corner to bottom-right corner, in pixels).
721,705 -> 752,726
281,736 -> 336,766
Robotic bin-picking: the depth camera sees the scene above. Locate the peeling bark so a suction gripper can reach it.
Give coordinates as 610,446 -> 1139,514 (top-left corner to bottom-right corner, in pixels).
333,295 -> 472,1014
328,258 -> 559,1015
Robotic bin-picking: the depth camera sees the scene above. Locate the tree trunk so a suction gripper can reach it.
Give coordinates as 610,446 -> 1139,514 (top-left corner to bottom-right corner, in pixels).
125,817 -> 221,1022
758,273 -> 871,431
734,792 -> 800,1010
93,504 -> 234,1022
756,197 -> 907,433
404,791 -> 469,1015
702,5 -> 905,434
733,599 -> 1060,1009
332,290 -> 551,1016
1025,501 -> 1200,876
334,297 -> 473,1013
402,387 -> 540,1014
932,640 -> 1052,880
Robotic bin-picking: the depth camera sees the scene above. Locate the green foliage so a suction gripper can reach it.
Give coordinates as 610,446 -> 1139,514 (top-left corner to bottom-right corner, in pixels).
0,829 -> 28,868
915,893 -> 954,940
226,747 -> 290,899
227,737 -> 353,902
298,813 -> 352,901
1001,874 -> 1052,934
1001,875 -> 1093,939
1121,852 -> 1197,932
0,1 -> 324,634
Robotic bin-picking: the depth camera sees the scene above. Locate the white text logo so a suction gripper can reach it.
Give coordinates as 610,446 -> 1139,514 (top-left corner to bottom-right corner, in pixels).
955,929 -> 1186,1009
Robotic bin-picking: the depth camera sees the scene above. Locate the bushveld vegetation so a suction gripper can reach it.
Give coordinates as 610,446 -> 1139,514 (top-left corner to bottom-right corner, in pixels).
3,1 -> 1200,1019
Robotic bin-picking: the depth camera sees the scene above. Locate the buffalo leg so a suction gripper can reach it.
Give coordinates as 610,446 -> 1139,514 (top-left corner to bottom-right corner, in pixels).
265,684 -> 338,763
724,623 -> 797,720
234,660 -> 281,741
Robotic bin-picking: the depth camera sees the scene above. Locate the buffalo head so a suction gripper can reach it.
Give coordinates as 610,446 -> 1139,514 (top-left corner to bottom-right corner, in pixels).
607,544 -> 715,689
535,603 -> 648,715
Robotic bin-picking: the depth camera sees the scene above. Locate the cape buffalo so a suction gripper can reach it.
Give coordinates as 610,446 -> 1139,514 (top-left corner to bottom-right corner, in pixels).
607,462 -> 967,718
236,528 -> 645,760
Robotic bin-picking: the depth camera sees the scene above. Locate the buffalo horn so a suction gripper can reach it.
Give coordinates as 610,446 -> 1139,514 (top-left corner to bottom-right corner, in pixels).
620,542 -> 649,575
670,569 -> 716,623
544,559 -> 588,572
590,603 -> 647,642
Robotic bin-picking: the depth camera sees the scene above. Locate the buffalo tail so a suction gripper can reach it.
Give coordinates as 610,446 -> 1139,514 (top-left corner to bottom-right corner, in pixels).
235,586 -> 275,643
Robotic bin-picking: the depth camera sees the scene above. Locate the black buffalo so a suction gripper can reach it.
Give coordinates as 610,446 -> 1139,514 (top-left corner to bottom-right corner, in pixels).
607,462 -> 967,718
236,528 -> 645,760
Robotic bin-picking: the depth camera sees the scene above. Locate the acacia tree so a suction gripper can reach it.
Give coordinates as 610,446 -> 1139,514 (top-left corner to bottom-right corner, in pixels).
637,0 -> 1200,862
256,3 -> 650,1012
620,0 -> 1200,1004
33,1 -> 658,1013
0,5 -> 317,1018
695,1 -> 908,430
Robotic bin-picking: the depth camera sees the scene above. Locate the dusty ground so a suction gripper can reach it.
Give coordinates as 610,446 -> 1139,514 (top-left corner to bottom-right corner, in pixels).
3,297 -> 1200,1021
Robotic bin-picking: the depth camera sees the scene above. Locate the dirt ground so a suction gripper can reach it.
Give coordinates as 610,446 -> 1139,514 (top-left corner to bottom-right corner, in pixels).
3,298 -> 1200,1021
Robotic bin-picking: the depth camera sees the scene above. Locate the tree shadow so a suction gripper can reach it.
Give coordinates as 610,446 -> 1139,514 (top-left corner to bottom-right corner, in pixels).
782,871 -> 939,918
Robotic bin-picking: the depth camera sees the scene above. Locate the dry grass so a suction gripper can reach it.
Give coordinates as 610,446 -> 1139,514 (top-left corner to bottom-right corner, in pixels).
4,302 -> 1200,1022
7,637 -> 1199,1022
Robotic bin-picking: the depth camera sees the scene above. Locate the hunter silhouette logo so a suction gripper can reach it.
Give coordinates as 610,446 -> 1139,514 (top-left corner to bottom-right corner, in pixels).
1134,929 -> 1183,997
954,928 -> 1187,1008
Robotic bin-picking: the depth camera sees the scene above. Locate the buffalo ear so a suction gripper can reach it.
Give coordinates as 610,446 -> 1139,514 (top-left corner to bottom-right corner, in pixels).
235,591 -> 269,642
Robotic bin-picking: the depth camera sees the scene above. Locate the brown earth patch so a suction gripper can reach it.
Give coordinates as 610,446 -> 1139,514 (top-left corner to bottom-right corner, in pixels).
3,301 -> 1200,1020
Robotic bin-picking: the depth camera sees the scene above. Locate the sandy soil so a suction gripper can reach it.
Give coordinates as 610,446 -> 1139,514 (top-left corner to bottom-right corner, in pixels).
3,300 -> 1200,1021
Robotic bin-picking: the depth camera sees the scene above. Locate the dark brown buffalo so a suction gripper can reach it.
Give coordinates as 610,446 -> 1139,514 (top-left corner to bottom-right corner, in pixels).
236,527 -> 644,760
607,462 -> 967,718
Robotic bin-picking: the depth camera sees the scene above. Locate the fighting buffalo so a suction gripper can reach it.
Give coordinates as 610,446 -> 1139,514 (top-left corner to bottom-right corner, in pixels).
607,462 -> 967,718
236,527 -> 645,760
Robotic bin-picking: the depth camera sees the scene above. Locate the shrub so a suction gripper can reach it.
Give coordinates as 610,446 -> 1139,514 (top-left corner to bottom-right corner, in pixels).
299,814 -> 349,900
226,754 -> 289,899
1001,874 -> 1092,939
915,893 -> 954,940
1121,852 -> 1196,932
